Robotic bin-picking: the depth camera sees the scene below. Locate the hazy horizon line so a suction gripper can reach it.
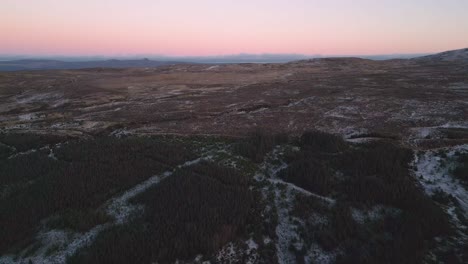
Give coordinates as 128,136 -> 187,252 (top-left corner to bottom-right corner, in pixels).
0,52 -> 435,62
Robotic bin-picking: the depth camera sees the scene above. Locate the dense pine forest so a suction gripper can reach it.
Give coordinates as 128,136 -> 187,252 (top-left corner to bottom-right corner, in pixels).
0,134 -> 195,254
0,131 -> 466,263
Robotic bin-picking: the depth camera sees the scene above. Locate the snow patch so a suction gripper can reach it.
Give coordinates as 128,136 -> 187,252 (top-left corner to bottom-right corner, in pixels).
413,145 -> 468,215
205,65 -> 220,71
18,113 -> 37,121
304,243 -> 336,264
440,122 -> 468,129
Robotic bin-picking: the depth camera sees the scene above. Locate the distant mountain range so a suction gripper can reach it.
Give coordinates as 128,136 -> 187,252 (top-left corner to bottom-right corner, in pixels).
0,54 -> 312,71
0,59 -> 186,71
0,48 -> 466,71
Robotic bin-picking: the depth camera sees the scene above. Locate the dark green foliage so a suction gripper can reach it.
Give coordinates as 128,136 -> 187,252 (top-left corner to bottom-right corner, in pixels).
277,130 -> 348,195
276,131 -> 348,195
453,165 -> 468,184
283,134 -> 453,264
245,189 -> 278,264
294,200 -> 446,264
452,153 -> 468,186
332,212 -> 426,264
300,130 -> 347,153
21,241 -> 42,258
337,141 -> 413,183
0,143 -> 13,159
0,151 -> 58,187
438,250 -> 463,264
431,188 -> 456,205
0,135 -> 195,254
291,195 -> 328,220
347,132 -> 399,140
68,223 -> 151,264
0,131 -> 458,263
70,162 -> 254,264
437,150 -> 448,158
440,128 -> 468,140
233,131 -> 287,163
334,143 -> 452,240
47,209 -> 112,232
462,243 -> 468,263
0,132 -> 67,152
316,203 -> 358,251
279,159 -> 333,195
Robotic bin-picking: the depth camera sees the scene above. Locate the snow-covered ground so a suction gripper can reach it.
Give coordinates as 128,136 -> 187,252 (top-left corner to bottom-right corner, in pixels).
413,144 -> 468,247
413,145 -> 468,215
274,186 -> 301,264
16,92 -> 64,104
214,239 -> 259,264
268,178 -> 335,204
409,123 -> 468,144
7,142 -> 64,160
7,148 -> 38,159
18,113 -> 37,121
255,145 -> 336,264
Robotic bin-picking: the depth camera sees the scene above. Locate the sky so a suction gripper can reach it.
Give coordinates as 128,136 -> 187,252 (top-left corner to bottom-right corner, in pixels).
1,0 -> 468,57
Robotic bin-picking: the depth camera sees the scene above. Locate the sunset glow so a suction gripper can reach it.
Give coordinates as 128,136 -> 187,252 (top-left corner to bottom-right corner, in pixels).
1,0 -> 468,56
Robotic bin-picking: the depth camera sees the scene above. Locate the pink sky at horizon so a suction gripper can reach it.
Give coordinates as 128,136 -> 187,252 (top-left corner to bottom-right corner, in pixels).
1,0 -> 468,56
